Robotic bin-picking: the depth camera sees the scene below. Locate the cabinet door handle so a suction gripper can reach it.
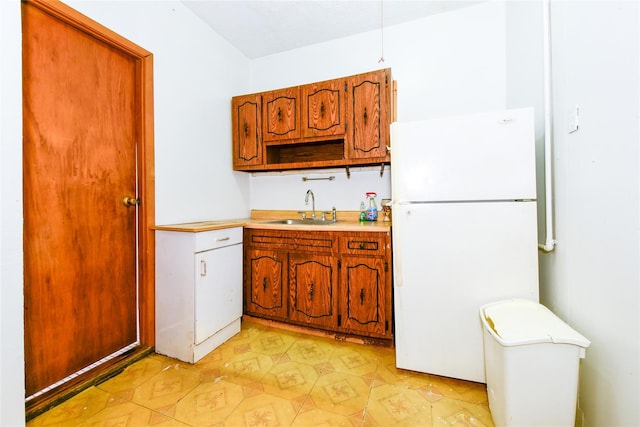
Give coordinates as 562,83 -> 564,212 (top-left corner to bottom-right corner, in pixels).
200,259 -> 207,277
363,107 -> 368,126
243,122 -> 249,137
320,101 -> 325,118
277,107 -> 282,122
217,237 -> 230,242
360,288 -> 365,305
262,277 -> 267,291
359,242 -> 365,249
309,282 -> 314,300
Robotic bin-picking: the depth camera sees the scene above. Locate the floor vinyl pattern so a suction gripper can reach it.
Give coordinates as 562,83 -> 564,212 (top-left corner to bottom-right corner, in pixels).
27,319 -> 494,426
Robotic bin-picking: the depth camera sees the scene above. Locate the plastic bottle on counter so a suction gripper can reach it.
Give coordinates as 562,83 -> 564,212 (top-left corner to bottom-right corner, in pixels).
359,201 -> 366,222
365,192 -> 378,221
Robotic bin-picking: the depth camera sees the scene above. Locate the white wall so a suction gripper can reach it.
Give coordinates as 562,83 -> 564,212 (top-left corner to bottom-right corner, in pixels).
541,1 -> 639,425
0,2 -> 25,425
67,0 -> 252,225
250,167 -> 391,213
249,2 -> 507,120
504,0 -> 546,243
247,1 -> 507,210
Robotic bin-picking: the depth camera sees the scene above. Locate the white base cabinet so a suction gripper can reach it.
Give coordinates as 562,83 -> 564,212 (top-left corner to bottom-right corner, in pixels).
156,227 -> 243,363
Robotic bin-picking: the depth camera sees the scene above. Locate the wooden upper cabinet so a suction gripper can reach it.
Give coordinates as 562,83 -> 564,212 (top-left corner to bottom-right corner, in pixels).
301,79 -> 347,139
262,87 -> 300,142
232,94 -> 262,169
347,69 -> 392,161
231,68 -> 394,171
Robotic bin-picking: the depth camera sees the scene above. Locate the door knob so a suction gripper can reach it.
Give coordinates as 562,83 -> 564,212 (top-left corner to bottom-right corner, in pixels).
122,196 -> 140,207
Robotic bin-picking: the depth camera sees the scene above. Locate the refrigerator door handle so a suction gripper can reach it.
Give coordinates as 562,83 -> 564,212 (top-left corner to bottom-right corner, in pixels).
391,204 -> 405,287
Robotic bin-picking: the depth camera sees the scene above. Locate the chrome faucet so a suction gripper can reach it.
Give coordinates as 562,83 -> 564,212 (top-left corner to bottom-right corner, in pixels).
305,189 -> 316,219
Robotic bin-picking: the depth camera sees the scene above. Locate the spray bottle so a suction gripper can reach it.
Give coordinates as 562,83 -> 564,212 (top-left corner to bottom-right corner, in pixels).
365,192 -> 378,221
359,200 -> 366,222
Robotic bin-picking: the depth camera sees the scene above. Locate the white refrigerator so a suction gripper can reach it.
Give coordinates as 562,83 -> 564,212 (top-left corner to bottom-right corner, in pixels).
391,107 -> 540,383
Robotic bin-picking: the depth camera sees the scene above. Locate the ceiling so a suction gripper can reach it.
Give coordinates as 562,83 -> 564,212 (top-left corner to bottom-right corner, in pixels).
182,1 -> 482,59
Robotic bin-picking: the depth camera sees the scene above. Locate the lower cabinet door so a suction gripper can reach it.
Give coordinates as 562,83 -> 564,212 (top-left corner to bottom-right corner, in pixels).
245,248 -> 288,319
194,243 -> 243,344
289,253 -> 339,329
340,255 -> 388,337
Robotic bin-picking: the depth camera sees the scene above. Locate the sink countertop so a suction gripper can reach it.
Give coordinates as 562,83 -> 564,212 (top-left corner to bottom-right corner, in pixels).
152,219 -> 250,232
153,210 -> 392,233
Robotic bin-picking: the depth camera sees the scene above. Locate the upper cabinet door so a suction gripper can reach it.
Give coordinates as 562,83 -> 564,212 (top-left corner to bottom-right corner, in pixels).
231,68 -> 394,171
263,87 -> 300,142
301,79 -> 347,139
347,69 -> 392,161
232,94 -> 262,168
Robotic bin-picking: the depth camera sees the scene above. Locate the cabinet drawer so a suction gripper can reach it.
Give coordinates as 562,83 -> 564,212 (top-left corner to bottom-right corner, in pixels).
339,235 -> 386,256
195,227 -> 243,252
245,229 -> 335,252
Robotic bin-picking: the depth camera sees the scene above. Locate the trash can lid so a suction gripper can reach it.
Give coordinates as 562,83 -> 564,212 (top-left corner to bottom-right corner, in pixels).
480,299 -> 590,348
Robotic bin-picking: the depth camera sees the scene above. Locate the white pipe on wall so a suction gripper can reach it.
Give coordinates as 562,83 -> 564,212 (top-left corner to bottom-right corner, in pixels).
539,0 -> 556,252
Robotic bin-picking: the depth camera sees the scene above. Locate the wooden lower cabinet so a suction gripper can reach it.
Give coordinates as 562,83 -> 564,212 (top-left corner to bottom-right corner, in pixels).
289,253 -> 339,329
340,255 -> 388,337
243,228 -> 392,341
245,248 -> 288,320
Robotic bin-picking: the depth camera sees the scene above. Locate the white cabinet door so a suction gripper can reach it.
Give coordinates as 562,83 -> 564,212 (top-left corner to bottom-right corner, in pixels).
194,243 -> 243,344
156,227 -> 243,363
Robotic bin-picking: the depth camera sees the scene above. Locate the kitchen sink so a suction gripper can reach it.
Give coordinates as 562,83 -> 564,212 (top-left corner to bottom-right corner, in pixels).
266,218 -> 337,226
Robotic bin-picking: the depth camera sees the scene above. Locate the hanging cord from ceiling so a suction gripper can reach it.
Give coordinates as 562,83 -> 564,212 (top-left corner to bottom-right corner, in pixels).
378,0 -> 385,63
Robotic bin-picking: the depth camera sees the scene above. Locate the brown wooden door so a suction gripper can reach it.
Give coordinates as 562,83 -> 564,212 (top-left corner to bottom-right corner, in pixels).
301,79 -> 347,139
22,0 -> 154,398
245,248 -> 288,319
232,93 -> 263,169
340,256 -> 387,337
347,69 -> 392,161
262,87 -> 300,142
289,253 -> 338,330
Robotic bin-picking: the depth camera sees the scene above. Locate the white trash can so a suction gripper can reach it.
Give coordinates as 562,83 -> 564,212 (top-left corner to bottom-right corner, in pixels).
480,299 -> 590,427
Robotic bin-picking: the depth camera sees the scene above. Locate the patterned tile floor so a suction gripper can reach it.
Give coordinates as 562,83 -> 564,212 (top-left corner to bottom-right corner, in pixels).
27,319 -> 494,426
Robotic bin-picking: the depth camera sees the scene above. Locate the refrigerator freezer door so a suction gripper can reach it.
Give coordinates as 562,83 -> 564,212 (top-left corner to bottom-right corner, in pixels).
392,201 -> 539,382
391,108 -> 536,203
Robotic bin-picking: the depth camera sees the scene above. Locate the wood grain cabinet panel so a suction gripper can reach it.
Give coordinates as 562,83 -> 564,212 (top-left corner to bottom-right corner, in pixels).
244,248 -> 288,320
232,94 -> 262,169
262,87 -> 300,142
232,68 -> 394,171
340,256 -> 388,337
301,79 -> 347,139
289,253 -> 339,329
347,69 -> 392,162
243,228 -> 393,341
